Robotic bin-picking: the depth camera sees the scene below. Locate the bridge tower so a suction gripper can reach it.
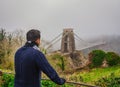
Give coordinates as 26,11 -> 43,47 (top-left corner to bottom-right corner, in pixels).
61,28 -> 75,53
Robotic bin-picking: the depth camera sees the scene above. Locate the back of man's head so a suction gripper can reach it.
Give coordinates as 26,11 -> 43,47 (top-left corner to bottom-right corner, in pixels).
26,29 -> 41,42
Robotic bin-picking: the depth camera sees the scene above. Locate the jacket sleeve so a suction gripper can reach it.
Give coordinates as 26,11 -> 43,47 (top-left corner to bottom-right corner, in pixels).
34,51 -> 65,85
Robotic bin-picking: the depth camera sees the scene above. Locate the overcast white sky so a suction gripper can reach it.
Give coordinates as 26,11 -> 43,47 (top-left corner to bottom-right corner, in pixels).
0,0 -> 120,41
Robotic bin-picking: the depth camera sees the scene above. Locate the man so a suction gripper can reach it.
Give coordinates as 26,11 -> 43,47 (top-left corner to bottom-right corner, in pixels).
14,29 -> 65,87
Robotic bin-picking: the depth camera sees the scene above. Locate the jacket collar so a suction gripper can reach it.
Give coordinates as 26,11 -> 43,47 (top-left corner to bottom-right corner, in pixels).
33,45 -> 40,51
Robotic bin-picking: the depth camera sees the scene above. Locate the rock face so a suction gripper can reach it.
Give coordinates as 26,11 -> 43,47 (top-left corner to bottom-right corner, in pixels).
64,51 -> 88,69
49,50 -> 88,71
101,59 -> 108,68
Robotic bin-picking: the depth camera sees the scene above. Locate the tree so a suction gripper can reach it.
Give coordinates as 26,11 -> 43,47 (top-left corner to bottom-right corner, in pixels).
0,28 -> 6,41
13,29 -> 25,46
0,28 -> 6,64
88,50 -> 106,68
0,29 -> 14,69
105,52 -> 120,66
52,54 -> 65,71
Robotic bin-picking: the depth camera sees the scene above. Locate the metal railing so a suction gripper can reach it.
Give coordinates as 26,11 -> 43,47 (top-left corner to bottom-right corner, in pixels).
42,78 -> 99,87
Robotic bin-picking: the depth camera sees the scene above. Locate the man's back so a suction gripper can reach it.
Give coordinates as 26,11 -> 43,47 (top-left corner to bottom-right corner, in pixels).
15,47 -> 41,87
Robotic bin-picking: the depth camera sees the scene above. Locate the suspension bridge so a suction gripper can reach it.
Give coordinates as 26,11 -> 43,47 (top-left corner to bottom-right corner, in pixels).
44,28 -> 105,53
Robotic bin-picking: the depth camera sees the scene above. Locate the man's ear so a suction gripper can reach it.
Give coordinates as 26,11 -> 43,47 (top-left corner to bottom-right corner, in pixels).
35,38 -> 40,45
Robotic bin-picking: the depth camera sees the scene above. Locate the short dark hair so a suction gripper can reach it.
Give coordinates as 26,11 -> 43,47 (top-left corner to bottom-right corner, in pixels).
26,29 -> 41,41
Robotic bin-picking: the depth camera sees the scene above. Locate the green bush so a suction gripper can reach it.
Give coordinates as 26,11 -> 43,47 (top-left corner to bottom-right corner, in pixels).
41,80 -> 57,87
105,52 -> 120,66
89,50 -> 120,68
88,50 -> 106,68
1,73 -> 14,87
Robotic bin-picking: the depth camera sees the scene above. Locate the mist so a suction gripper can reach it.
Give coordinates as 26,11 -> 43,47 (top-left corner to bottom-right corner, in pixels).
0,0 -> 120,41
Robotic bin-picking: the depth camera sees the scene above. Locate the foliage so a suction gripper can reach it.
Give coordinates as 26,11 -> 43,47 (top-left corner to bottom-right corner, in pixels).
0,29 -> 14,70
0,28 -> 26,70
0,29 -> 6,64
88,50 -> 106,68
95,73 -> 120,87
0,29 -> 6,41
52,54 -> 65,71
1,65 -> 120,87
0,73 -> 73,87
41,80 -> 57,87
57,56 -> 65,71
88,50 -> 120,68
41,80 -> 73,87
41,48 -> 47,54
1,73 -> 14,87
105,52 -> 120,66
69,65 -> 120,83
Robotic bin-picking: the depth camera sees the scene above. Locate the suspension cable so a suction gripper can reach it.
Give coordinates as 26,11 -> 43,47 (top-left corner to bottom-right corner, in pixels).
45,32 -> 69,50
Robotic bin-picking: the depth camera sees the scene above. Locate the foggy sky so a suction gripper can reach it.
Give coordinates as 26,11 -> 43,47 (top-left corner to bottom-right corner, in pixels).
0,0 -> 120,41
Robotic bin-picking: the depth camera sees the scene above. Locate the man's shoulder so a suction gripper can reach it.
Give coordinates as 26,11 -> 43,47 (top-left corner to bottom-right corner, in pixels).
30,47 -> 44,55
15,46 -> 43,55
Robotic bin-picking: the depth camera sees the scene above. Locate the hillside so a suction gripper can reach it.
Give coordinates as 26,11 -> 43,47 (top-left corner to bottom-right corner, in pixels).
81,35 -> 120,56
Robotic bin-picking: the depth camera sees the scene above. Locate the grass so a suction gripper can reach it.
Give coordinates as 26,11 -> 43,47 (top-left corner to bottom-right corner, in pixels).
1,65 -> 120,87
68,65 -> 120,84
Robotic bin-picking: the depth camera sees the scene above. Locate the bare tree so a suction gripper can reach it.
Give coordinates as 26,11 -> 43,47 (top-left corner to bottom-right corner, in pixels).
13,29 -> 25,46
0,28 -> 6,41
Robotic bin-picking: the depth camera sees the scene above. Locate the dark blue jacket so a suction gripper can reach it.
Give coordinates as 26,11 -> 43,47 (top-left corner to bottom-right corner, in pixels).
14,46 -> 65,87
